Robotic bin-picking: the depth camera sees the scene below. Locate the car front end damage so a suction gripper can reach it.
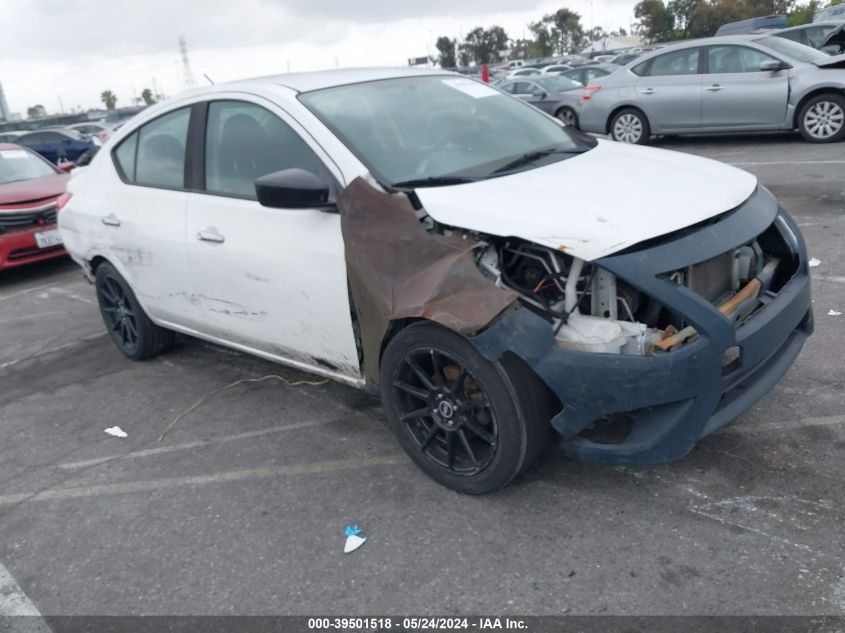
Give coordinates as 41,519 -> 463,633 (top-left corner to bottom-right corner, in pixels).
337,177 -> 811,467
469,185 -> 812,464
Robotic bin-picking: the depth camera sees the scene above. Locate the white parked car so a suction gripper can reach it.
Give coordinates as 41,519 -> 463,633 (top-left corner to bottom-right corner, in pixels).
60,68 -> 813,493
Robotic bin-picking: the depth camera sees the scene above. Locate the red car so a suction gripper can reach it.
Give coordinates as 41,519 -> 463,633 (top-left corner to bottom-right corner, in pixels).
0,143 -> 73,270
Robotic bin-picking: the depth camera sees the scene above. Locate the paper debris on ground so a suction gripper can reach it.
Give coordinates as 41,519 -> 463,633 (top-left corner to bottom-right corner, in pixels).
828,309 -> 842,316
344,525 -> 367,554
104,426 -> 128,438
808,258 -> 821,268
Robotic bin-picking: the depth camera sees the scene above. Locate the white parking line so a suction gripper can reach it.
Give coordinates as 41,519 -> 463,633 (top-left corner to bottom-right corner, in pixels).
722,414 -> 845,434
0,562 -> 42,618
0,331 -> 106,370
0,455 -> 402,507
0,282 -> 62,303
732,160 -> 845,167
58,414 -> 369,470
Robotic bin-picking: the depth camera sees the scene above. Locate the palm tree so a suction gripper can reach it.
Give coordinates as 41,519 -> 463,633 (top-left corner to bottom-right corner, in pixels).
100,90 -> 117,110
140,88 -> 156,106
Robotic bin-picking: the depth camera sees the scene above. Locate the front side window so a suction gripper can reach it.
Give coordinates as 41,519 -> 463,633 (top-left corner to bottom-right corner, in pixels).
649,48 -> 700,76
133,107 -> 190,188
204,100 -> 324,198
300,75 -> 592,187
708,45 -> 778,73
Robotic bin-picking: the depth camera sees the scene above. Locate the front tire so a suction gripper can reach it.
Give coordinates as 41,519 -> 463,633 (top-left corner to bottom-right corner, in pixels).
380,323 -> 549,494
610,107 -> 650,144
798,93 -> 845,143
95,262 -> 173,360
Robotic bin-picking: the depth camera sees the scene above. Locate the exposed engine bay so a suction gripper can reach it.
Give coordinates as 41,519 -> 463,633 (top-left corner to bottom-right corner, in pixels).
467,224 -> 794,356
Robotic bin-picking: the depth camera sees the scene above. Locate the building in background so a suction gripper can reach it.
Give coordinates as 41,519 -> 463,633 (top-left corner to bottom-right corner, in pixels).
0,83 -> 10,121
580,35 -> 643,56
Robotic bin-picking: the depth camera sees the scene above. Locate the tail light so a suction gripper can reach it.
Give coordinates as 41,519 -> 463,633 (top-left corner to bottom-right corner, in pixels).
583,85 -> 602,100
56,192 -> 72,211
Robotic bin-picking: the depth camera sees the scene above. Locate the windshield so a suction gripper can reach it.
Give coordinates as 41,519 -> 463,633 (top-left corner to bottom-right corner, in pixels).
535,75 -> 583,91
0,148 -> 57,184
300,75 -> 592,186
756,35 -> 831,63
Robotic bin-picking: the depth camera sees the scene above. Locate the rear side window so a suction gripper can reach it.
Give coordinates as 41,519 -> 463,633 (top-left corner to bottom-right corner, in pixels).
649,48 -> 700,76
114,107 -> 190,188
204,100 -> 324,199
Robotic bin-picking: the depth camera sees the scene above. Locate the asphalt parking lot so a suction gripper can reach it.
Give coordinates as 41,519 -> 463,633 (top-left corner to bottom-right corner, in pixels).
1,134 -> 844,618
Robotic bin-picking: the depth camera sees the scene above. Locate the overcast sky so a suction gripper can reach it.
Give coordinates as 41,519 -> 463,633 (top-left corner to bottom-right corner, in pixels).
0,0 -> 639,115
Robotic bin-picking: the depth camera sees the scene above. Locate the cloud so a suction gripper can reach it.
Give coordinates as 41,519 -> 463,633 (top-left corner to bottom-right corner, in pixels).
0,0 -> 550,57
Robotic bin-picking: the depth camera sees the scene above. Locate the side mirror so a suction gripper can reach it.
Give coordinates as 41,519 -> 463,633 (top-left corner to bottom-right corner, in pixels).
58,161 -> 75,173
532,89 -> 548,99
760,59 -> 785,71
255,168 -> 331,209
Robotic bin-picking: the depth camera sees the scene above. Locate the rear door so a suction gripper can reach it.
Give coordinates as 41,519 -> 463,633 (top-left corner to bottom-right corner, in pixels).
633,47 -> 703,131
94,105 -> 198,328
184,96 -> 360,378
701,45 -> 789,128
20,132 -> 58,163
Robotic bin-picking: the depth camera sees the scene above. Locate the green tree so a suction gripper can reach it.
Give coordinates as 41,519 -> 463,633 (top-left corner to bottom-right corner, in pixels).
459,26 -> 510,64
634,0 -> 676,42
528,20 -> 554,57
435,36 -> 457,68
548,8 -> 586,54
140,88 -> 156,105
100,90 -> 117,110
787,0 -> 820,24
668,0 -> 703,37
26,104 -> 47,118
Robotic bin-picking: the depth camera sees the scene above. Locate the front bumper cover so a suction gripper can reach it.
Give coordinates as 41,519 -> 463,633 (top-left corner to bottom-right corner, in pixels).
470,186 -> 813,464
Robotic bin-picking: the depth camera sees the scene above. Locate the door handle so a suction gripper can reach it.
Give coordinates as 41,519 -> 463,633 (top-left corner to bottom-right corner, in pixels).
706,84 -> 724,92
101,214 -> 121,227
640,88 -> 655,95
197,229 -> 225,244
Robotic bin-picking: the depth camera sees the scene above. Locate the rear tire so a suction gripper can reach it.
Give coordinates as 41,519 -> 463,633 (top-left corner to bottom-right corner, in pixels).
556,107 -> 579,129
379,322 -> 550,494
610,107 -> 650,144
95,261 -> 173,360
797,93 -> 845,143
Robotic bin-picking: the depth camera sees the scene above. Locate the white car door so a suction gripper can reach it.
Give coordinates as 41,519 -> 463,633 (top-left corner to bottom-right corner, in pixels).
185,97 -> 361,379
93,106 -> 199,328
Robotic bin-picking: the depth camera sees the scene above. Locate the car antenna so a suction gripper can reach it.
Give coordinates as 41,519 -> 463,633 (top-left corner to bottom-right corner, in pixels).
203,73 -> 215,85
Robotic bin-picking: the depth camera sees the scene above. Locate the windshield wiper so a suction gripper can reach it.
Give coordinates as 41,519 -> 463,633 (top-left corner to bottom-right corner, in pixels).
391,175 -> 477,189
490,147 -> 585,176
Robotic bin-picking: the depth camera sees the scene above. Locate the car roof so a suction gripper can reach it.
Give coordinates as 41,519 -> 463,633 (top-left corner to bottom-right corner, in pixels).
772,21 -> 845,32
224,67 -> 453,94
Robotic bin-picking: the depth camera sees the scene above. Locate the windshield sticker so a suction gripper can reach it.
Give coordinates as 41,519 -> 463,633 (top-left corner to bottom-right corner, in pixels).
0,150 -> 30,160
441,77 -> 498,99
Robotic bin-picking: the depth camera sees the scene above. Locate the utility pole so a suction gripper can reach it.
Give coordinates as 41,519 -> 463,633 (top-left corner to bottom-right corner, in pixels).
57,95 -> 65,114
179,35 -> 197,90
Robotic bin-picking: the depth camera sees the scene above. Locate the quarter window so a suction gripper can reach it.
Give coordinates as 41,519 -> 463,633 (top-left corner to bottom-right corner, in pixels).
204,100 -> 324,199
648,48 -> 700,76
114,131 -> 138,180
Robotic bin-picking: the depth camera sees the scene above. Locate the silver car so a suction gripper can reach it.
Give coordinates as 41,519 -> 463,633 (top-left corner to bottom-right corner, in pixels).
578,34 -> 845,144
498,75 -> 585,127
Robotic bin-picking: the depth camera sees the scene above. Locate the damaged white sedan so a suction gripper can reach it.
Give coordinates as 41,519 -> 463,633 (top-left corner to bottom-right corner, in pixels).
59,69 -> 813,494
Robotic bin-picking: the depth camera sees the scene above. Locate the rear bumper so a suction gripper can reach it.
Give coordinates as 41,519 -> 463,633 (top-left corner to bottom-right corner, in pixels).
471,187 -> 812,464
0,225 -> 67,270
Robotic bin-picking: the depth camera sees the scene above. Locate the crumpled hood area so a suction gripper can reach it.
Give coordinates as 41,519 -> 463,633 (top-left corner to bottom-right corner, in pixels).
415,139 -> 758,261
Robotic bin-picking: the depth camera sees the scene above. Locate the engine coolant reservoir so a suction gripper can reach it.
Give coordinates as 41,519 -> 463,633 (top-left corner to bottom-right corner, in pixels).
555,313 -> 629,354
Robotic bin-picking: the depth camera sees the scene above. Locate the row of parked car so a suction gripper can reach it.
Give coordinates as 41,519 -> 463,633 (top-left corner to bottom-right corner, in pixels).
500,25 -> 845,144
0,120 -> 122,166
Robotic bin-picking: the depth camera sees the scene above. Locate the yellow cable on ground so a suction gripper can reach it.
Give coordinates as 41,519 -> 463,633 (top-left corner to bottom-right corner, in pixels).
158,374 -> 329,442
